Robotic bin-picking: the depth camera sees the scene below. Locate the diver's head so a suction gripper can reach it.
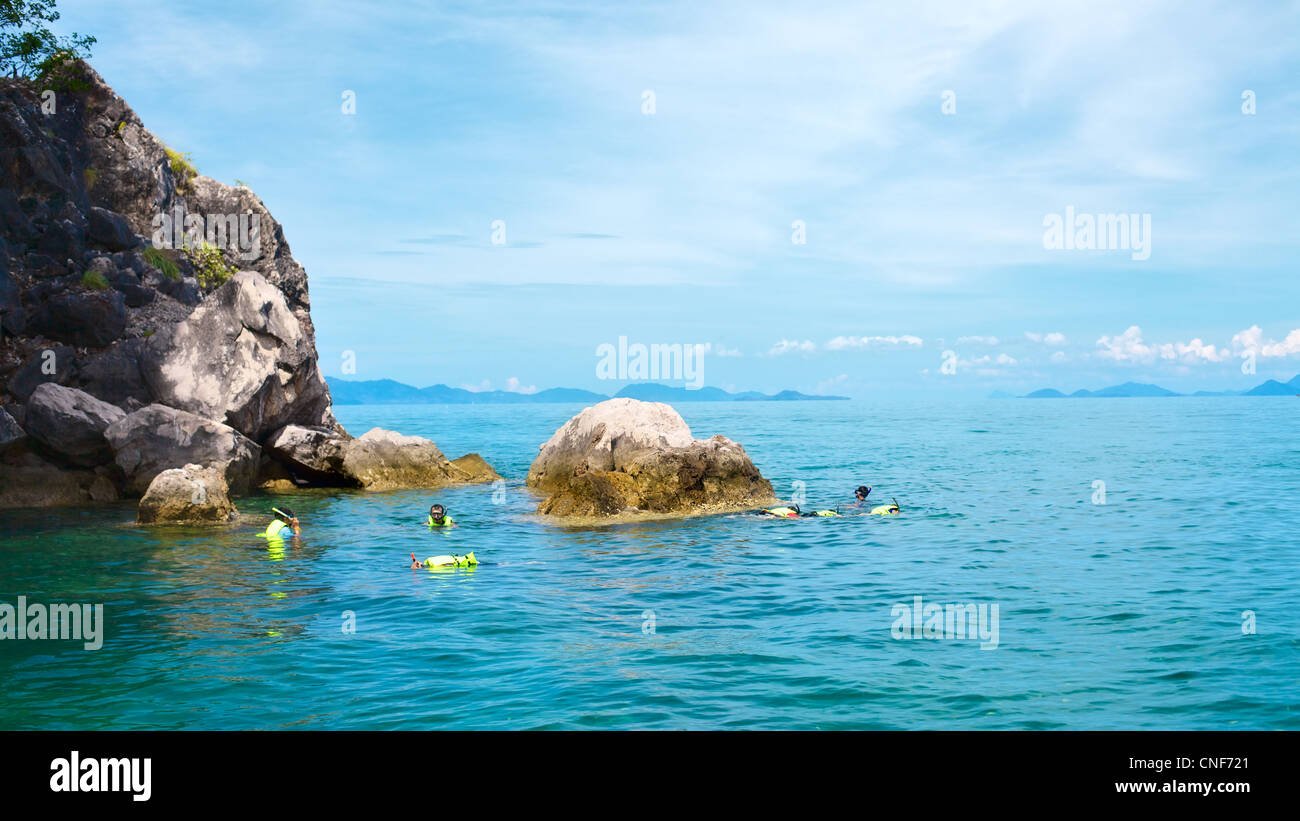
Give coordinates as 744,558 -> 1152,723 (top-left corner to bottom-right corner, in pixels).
855,485 -> 871,500
429,504 -> 446,523
273,506 -> 296,524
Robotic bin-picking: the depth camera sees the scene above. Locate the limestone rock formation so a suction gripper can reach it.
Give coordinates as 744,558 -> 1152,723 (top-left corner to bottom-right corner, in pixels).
138,270 -> 335,441
137,463 -> 236,524
526,398 -> 775,518
340,428 -> 500,491
24,383 -> 124,466
105,404 -> 259,495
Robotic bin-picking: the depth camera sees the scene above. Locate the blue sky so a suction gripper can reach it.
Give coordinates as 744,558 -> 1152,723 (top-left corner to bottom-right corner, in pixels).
58,0 -> 1300,397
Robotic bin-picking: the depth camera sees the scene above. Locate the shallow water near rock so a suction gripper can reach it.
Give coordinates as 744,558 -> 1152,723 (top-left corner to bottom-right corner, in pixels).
2,399 -> 1297,729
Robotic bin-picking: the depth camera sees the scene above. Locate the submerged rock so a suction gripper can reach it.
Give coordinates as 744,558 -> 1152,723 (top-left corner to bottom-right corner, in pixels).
105,404 -> 259,495
526,398 -> 775,518
24,383 -> 125,466
137,463 -> 236,524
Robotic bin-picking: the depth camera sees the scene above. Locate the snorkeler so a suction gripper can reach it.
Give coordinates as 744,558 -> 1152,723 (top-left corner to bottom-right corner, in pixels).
757,504 -> 843,518
260,506 -> 300,539
410,551 -> 476,568
850,485 -> 873,508
426,504 -> 455,528
869,498 -> 902,516
757,504 -> 802,518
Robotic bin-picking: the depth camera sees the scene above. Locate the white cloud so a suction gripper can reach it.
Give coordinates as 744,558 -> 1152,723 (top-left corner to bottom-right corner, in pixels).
1263,330 -> 1300,357
1026,331 -> 1067,345
1159,338 -> 1230,363
1097,326 -> 1231,364
1051,351 -> 1068,363
958,335 -> 999,345
461,379 -> 492,392
506,376 -> 538,394
768,339 -> 816,356
959,353 -> 1018,369
826,334 -> 923,350
1233,325 -> 1300,358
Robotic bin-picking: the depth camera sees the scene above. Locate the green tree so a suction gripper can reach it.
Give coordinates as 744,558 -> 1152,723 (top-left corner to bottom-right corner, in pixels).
0,0 -> 95,80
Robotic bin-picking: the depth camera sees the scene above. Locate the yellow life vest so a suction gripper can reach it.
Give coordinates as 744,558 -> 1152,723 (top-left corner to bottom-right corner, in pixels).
262,519 -> 288,538
870,504 -> 900,516
762,507 -> 800,518
426,515 -> 455,528
422,552 -> 477,567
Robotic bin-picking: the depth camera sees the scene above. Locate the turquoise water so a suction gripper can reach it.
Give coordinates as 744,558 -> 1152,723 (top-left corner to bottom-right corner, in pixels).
1,399 -> 1298,729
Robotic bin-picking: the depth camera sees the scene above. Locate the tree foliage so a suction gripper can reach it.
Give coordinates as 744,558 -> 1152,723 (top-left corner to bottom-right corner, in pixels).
0,0 -> 95,80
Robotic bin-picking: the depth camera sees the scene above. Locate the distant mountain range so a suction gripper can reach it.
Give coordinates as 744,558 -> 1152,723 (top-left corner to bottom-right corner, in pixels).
998,374 -> 1300,399
327,378 -> 850,405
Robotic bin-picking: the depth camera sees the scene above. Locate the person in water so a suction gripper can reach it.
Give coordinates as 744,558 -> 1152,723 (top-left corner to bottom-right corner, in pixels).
850,485 -> 873,508
261,507 -> 300,539
410,551 -> 477,568
426,504 -> 455,528
870,498 -> 901,516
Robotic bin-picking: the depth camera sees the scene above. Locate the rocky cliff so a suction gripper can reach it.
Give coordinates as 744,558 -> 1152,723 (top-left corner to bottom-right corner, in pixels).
0,63 -> 494,512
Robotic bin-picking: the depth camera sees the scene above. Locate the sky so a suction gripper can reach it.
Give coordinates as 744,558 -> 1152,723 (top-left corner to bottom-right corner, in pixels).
54,0 -> 1300,398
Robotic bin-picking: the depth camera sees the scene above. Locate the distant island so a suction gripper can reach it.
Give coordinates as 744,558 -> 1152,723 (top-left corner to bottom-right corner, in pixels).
327,378 -> 850,405
999,374 -> 1300,399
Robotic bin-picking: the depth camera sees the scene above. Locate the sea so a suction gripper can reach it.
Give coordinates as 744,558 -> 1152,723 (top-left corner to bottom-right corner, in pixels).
1,399 -> 1297,729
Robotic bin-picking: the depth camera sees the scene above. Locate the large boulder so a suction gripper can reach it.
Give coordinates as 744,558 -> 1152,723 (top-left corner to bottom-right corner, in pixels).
86,206 -> 138,250
25,288 -> 128,347
263,424 -> 499,490
526,398 -> 775,518
76,338 -> 151,407
449,453 -> 501,484
4,344 -> 79,402
339,428 -> 499,491
105,404 -> 259,495
265,423 -> 354,484
139,271 -> 335,440
24,383 -> 125,466
137,463 -> 236,524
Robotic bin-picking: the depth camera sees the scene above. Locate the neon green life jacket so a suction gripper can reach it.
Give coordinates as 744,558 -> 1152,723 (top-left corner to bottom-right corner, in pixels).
262,519 -> 288,538
426,515 -> 455,528
810,509 -> 840,517
870,505 -> 900,516
762,507 -> 799,518
422,552 -> 476,567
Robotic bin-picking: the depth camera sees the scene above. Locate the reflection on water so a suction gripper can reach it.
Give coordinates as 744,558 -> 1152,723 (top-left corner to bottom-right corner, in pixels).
1,399 -> 1298,729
